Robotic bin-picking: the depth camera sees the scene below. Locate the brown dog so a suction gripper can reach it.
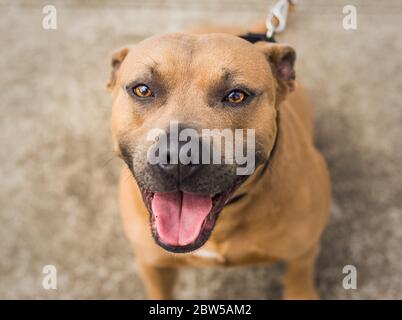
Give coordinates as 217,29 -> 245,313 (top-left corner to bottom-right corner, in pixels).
107,26 -> 330,299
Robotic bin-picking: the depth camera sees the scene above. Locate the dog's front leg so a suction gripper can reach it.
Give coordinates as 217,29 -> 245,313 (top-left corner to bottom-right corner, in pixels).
282,245 -> 320,300
136,258 -> 178,300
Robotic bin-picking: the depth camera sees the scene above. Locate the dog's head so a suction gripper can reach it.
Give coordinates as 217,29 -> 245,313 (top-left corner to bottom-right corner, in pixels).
107,33 -> 296,253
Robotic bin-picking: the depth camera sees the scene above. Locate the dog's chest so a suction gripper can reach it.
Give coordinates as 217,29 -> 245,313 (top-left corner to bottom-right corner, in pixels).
192,248 -> 225,261
184,244 -> 275,266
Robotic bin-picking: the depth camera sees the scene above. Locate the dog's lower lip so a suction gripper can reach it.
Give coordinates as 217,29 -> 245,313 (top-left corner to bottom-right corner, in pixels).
212,192 -> 222,203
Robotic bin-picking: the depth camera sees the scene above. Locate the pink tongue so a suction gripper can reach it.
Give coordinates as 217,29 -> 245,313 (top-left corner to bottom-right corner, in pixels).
151,192 -> 212,246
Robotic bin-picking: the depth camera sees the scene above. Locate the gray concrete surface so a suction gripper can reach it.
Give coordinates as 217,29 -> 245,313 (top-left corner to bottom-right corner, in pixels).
0,0 -> 401,299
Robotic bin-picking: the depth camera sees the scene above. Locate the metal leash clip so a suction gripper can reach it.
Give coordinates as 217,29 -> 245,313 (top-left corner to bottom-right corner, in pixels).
266,0 -> 298,38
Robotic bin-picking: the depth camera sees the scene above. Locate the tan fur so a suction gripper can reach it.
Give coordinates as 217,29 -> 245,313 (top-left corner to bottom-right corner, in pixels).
108,26 -> 331,300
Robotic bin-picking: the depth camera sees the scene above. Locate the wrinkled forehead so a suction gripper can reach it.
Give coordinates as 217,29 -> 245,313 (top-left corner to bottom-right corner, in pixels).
118,33 -> 272,86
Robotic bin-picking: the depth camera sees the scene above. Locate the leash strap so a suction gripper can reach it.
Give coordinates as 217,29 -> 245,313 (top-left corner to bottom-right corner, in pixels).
238,32 -> 276,43
238,0 -> 296,44
266,0 -> 297,38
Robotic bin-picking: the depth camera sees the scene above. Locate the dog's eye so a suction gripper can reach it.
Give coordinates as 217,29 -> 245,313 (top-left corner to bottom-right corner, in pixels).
224,90 -> 248,104
130,84 -> 153,98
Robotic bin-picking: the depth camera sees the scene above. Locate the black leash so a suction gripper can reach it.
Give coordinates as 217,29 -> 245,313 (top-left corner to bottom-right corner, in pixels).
238,32 -> 276,44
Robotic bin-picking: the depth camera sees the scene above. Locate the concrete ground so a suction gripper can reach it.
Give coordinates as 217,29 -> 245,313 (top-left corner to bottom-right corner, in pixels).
0,0 -> 401,299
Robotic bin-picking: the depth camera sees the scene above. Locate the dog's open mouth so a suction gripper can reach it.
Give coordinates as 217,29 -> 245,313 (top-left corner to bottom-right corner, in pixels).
142,190 -> 233,253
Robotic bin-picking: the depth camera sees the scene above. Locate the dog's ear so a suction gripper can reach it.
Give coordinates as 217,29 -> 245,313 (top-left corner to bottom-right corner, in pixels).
255,42 -> 296,104
106,47 -> 130,91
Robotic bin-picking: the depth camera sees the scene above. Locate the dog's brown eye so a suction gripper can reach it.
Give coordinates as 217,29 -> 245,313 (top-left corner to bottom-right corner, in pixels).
225,90 -> 247,104
132,84 -> 153,98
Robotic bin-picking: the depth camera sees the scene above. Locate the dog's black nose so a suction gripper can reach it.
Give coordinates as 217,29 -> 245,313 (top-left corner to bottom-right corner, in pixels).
157,147 -> 201,181
156,139 -> 202,182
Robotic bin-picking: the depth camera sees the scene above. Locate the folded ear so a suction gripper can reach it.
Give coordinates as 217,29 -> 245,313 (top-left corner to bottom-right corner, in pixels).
255,42 -> 296,104
106,47 -> 130,91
